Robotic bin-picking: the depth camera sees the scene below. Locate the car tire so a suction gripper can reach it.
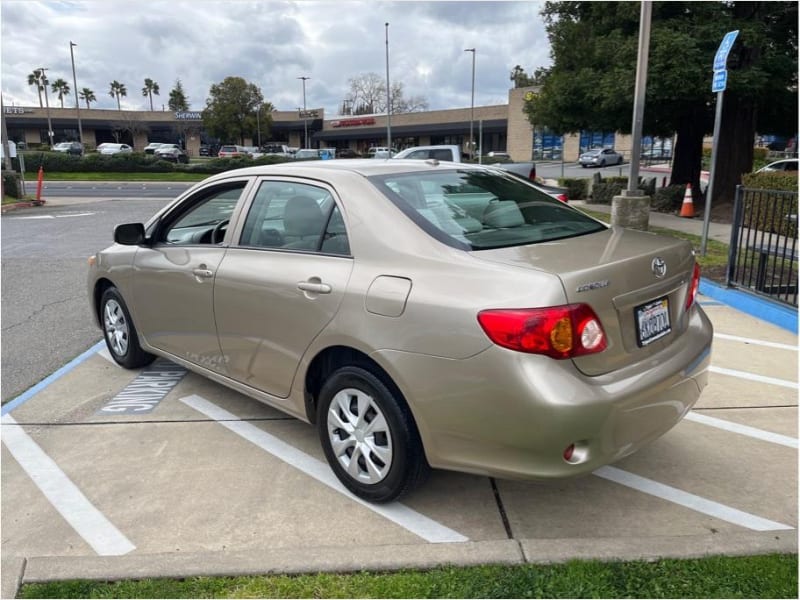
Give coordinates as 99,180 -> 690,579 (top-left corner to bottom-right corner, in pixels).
317,366 -> 429,503
100,287 -> 156,369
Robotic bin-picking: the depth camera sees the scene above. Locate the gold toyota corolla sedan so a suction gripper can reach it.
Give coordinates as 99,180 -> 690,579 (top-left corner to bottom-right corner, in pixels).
88,159 -> 713,502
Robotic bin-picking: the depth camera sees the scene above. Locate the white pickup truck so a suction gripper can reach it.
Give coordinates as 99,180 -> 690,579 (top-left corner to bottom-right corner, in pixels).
393,145 -> 569,202
393,145 -> 538,182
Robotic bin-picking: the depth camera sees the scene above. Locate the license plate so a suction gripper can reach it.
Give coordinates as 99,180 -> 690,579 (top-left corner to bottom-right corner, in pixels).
635,297 -> 671,346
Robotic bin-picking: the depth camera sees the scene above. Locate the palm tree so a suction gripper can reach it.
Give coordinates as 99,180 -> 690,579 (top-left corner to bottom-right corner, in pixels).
27,69 -> 47,107
141,78 -> 160,111
79,87 -> 96,109
109,80 -> 127,110
51,78 -> 70,108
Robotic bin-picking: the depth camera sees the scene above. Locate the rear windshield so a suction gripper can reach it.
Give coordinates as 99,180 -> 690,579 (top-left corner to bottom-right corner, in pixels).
220,146 -> 238,152
368,169 -> 606,250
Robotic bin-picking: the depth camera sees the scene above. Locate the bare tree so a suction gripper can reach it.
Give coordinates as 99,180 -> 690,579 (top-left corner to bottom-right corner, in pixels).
342,72 -> 427,115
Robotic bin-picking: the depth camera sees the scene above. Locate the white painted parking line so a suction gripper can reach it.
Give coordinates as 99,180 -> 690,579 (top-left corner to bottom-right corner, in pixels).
97,347 -> 116,364
685,412 -> 798,449
594,466 -> 794,532
709,366 -> 798,390
714,333 -> 797,351
1,415 -> 136,556
180,394 -> 469,544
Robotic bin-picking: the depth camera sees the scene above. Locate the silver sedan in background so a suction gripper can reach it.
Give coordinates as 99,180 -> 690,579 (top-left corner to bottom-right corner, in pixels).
88,160 -> 712,503
579,147 -> 624,167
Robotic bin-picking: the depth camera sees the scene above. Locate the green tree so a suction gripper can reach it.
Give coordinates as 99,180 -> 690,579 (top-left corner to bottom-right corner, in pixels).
202,76 -> 272,144
528,1 -> 797,207
109,80 -> 127,110
27,69 -> 46,108
168,79 -> 189,111
79,87 -> 96,109
141,78 -> 160,111
50,78 -> 70,108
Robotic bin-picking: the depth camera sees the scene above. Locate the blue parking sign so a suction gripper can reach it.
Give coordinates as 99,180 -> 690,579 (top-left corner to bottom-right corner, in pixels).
712,69 -> 728,93
713,30 -> 739,72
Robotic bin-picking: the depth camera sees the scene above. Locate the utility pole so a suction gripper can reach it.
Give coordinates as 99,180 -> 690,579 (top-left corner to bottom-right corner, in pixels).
298,76 -> 310,148
464,48 -> 476,160
39,68 -> 54,148
69,42 -> 84,148
385,22 -> 391,152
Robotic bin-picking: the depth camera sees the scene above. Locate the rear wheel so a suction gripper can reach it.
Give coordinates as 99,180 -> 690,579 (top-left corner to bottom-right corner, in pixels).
100,287 -> 156,369
317,366 -> 428,503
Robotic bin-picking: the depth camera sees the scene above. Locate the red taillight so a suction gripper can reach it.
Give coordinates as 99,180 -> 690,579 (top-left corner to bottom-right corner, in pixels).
685,262 -> 701,311
477,304 -> 607,359
528,166 -> 537,181
556,193 -> 568,203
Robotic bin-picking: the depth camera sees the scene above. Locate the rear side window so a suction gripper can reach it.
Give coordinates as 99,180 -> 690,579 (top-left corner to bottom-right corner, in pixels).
238,181 -> 350,255
369,169 -> 605,251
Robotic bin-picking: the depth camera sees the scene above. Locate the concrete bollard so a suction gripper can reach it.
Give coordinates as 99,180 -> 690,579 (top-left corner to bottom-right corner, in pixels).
611,192 -> 650,231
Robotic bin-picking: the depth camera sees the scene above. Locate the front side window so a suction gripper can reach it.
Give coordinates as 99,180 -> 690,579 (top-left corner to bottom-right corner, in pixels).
159,183 -> 247,245
238,181 -> 350,255
369,169 -> 606,251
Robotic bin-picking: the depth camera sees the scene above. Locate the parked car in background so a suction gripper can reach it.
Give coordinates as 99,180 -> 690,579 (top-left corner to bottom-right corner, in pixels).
97,143 -> 133,155
261,144 -> 293,157
294,148 -> 322,160
756,159 -> 798,173
52,141 -> 83,155
579,148 -> 623,167
89,159 -> 711,503
217,145 -> 247,158
394,144 -> 537,181
337,148 -> 361,158
368,146 -> 397,158
199,145 -> 215,157
154,144 -> 189,164
144,142 -> 165,155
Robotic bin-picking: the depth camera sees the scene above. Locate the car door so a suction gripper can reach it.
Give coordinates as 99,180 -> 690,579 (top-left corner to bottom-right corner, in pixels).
131,179 -> 251,373
214,178 -> 354,397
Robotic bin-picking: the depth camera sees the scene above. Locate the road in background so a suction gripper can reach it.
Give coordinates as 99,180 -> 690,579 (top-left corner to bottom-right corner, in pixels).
1,198 -> 169,402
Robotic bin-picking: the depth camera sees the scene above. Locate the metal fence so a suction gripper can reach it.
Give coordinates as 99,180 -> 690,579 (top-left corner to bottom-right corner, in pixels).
726,185 -> 798,307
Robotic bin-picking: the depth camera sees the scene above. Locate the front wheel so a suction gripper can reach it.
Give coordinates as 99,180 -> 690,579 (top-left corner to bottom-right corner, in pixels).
100,287 -> 156,369
318,366 -> 428,503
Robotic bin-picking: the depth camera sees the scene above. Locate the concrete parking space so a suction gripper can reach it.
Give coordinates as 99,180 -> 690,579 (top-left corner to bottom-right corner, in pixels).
1,294 -> 796,598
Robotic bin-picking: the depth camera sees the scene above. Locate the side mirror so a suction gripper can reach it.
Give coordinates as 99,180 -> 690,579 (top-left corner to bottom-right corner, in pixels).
114,223 -> 146,245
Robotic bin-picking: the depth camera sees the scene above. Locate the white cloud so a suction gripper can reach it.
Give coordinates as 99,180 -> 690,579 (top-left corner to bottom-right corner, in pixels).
1,0 -> 551,115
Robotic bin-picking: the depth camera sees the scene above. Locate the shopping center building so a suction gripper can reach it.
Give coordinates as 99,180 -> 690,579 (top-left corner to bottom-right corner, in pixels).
4,86 -> 639,162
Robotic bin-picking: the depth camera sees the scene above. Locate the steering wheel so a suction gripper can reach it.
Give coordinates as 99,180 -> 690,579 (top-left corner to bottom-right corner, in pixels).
211,219 -> 230,244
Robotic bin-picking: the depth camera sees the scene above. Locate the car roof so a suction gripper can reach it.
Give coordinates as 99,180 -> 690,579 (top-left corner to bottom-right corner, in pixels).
197,159 -> 499,184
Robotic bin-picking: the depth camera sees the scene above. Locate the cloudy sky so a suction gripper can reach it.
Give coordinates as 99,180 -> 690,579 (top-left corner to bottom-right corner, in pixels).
1,0 -> 551,116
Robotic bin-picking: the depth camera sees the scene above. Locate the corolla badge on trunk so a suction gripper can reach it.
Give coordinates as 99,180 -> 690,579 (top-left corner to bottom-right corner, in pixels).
576,280 -> 609,293
651,257 -> 667,278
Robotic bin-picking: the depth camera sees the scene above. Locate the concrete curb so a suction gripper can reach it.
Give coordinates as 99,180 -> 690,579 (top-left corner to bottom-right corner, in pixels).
0,200 -> 44,213
11,532 -> 796,592
700,279 -> 798,333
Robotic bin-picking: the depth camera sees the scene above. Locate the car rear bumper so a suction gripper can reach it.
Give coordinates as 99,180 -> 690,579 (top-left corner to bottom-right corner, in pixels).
374,305 -> 712,481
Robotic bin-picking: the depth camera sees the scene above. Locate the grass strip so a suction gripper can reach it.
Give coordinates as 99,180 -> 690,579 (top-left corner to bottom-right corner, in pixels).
582,208 -> 730,273
19,554 -> 798,598
23,172 -> 208,182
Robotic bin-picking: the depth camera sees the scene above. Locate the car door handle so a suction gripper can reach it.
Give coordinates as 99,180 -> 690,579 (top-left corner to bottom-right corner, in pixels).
297,281 -> 332,294
192,268 -> 214,278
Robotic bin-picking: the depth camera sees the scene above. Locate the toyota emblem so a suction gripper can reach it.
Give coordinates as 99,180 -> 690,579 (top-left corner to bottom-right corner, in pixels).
651,257 -> 667,278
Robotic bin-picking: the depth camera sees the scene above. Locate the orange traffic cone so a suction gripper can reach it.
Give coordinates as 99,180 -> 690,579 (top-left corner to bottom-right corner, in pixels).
680,183 -> 695,218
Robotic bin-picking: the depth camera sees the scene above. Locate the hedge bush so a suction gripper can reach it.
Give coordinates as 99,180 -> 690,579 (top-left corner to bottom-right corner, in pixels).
557,177 -> 588,200
651,184 -> 686,213
588,176 -> 652,205
740,172 -> 798,238
2,170 -> 21,198
741,171 -> 798,192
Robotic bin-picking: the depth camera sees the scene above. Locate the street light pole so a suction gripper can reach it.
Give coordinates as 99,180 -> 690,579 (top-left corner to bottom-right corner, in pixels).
38,68 -> 54,148
298,76 -> 310,148
464,48 -> 475,160
256,103 -> 262,147
385,22 -> 392,152
69,42 -> 84,148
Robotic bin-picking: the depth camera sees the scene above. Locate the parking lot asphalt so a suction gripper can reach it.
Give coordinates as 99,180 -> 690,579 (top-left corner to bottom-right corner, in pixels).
1,288 -> 797,598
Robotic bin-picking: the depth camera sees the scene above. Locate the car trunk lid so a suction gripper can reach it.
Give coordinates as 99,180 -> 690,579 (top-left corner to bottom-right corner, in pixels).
472,227 -> 697,375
